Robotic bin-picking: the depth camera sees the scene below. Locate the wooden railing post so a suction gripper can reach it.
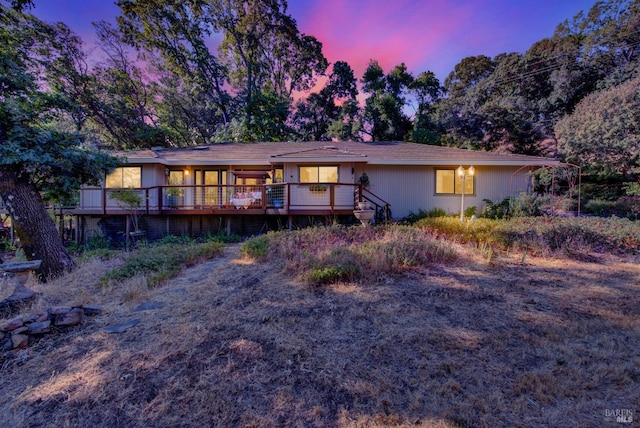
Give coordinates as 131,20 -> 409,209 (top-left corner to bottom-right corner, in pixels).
102,188 -> 107,215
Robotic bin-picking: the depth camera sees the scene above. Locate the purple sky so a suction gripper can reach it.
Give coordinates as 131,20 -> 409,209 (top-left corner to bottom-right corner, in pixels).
31,0 -> 597,81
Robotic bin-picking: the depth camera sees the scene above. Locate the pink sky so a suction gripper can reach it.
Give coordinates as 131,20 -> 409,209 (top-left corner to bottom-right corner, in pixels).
32,0 -> 597,82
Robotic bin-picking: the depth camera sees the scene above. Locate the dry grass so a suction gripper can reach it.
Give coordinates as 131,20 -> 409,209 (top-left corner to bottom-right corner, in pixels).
0,240 -> 638,427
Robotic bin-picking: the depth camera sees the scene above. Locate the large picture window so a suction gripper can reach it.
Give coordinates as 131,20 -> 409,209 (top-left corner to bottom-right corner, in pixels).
105,167 -> 141,188
435,169 -> 474,195
299,166 -> 339,183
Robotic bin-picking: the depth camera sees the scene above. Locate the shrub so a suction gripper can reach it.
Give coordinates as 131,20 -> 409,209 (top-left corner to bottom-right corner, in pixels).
481,198 -> 510,219
403,207 -> 448,223
464,205 -> 477,218
509,192 -> 542,217
583,198 -> 617,216
155,235 -> 194,245
241,234 -> 272,260
307,258 -> 361,285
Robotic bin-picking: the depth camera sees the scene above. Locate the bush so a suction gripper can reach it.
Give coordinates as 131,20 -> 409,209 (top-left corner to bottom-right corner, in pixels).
403,207 -> 448,223
509,192 -> 542,217
583,198 -> 617,216
241,234 -> 272,260
481,198 -> 510,219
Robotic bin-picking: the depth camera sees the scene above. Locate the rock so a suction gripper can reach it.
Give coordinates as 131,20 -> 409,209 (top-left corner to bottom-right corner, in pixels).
134,301 -> 165,311
102,319 -> 140,334
54,307 -> 86,327
23,312 -> 47,324
11,333 -> 28,349
5,285 -> 36,301
27,320 -> 51,335
48,306 -> 72,316
2,339 -> 13,352
81,304 -> 102,316
1,316 -> 24,332
12,326 -> 28,335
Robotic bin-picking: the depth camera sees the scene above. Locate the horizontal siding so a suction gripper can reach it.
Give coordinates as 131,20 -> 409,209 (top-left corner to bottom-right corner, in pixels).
357,165 -> 535,219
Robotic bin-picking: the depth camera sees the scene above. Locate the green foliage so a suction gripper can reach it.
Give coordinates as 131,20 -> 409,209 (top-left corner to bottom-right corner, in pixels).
508,192 -> 542,217
403,207 -> 448,223
583,199 -> 617,216
101,239 -> 224,287
464,205 -> 477,218
108,188 -> 143,208
201,232 -> 243,244
0,6 -> 119,201
623,182 -> 640,196
241,234 -> 272,260
481,198 -> 510,219
307,248 -> 362,285
555,76 -> 640,179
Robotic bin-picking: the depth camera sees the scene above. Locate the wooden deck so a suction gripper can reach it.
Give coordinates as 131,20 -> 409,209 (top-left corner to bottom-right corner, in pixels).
65,182 -> 388,218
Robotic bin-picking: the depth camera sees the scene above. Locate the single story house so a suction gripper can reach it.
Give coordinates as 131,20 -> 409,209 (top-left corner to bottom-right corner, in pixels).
66,140 -> 560,241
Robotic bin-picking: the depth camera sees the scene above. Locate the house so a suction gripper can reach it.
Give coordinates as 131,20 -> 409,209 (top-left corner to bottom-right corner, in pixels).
66,140 -> 560,241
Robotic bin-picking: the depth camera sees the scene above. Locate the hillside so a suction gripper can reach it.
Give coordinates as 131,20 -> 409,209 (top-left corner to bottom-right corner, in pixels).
0,240 -> 638,427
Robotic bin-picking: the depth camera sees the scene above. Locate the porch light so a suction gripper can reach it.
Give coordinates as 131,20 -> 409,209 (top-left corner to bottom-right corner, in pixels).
457,166 -> 475,222
184,169 -> 190,176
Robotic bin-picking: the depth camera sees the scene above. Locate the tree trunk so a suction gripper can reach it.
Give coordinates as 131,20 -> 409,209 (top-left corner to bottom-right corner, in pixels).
0,166 -> 74,282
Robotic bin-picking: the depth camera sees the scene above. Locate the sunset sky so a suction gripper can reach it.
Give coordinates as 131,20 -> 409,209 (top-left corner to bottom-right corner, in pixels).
31,0 -> 597,81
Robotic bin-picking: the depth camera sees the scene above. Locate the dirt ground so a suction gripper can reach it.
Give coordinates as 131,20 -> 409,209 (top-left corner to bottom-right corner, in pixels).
0,244 -> 638,427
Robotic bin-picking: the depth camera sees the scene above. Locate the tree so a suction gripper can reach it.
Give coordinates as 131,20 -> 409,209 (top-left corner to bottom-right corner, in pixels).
117,0 -> 231,126
290,60 -> 359,141
117,0 -> 328,142
408,70 -> 442,144
555,76 -> 640,179
361,61 -> 413,141
0,4 -> 117,280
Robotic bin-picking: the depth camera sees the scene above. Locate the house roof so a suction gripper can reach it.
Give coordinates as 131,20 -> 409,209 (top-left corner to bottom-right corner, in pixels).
118,141 -> 560,167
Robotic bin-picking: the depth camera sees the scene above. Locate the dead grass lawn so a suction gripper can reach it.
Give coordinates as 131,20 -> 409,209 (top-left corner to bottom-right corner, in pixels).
0,245 -> 638,427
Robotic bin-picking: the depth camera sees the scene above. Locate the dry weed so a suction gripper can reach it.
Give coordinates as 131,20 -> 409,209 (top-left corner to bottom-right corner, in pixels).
0,243 -> 638,427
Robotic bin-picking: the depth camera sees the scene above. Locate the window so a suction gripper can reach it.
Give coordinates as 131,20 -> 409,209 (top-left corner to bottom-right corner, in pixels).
168,170 -> 184,186
299,166 -> 339,183
435,169 -> 474,195
106,167 -> 141,188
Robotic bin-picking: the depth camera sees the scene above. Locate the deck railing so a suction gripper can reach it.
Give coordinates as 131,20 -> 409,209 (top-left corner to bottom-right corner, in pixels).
72,182 -> 389,215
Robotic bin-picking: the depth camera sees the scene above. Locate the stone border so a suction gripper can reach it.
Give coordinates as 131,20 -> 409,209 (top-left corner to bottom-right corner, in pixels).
1,305 -> 102,352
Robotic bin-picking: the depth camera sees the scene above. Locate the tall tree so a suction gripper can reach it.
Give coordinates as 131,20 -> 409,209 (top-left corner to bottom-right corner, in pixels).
408,70 -> 442,144
361,61 -> 413,141
290,60 -> 359,141
83,21 -> 166,149
0,4 -> 117,280
555,76 -> 640,179
117,0 -> 327,142
117,0 -> 231,127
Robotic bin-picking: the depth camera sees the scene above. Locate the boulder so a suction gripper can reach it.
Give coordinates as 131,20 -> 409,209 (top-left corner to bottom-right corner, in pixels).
81,304 -> 103,316
54,307 -> 86,327
1,316 -> 24,332
27,320 -> 51,335
11,334 -> 28,349
48,306 -> 72,316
